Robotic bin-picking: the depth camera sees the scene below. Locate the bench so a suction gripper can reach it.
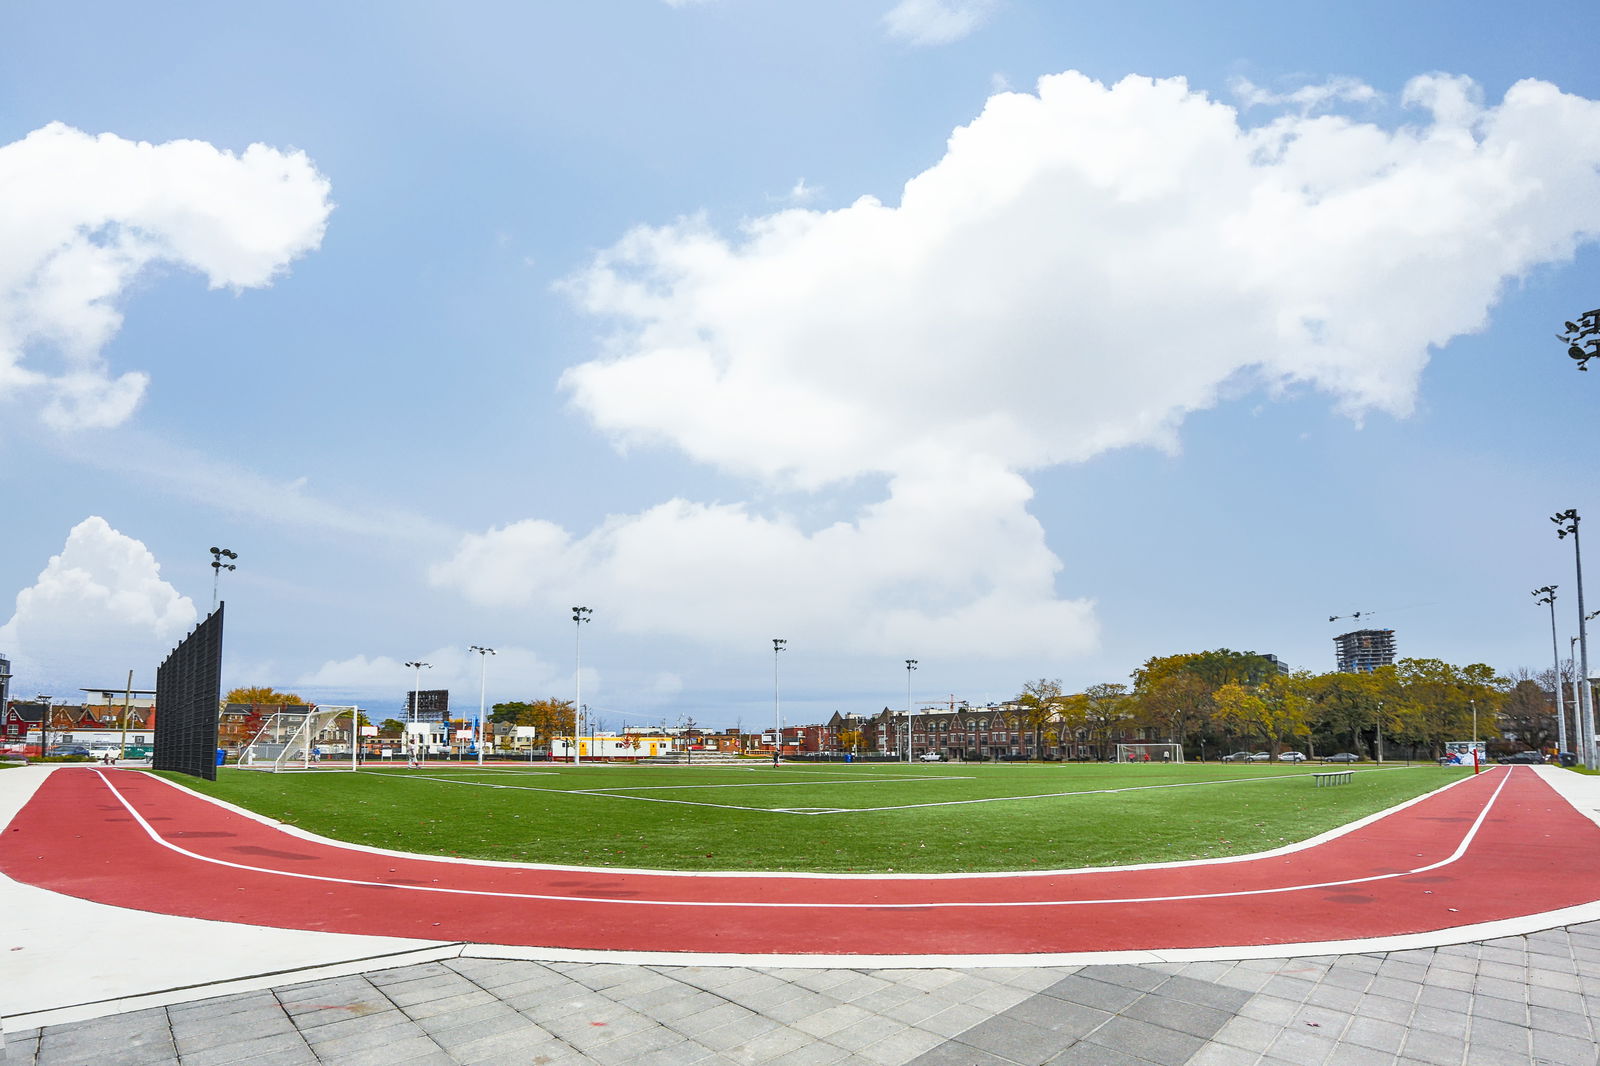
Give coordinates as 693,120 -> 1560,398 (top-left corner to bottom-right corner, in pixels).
1312,770 -> 1353,787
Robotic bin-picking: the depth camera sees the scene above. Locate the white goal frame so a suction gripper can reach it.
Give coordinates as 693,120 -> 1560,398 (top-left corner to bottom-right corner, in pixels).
240,706 -> 360,771
1115,742 -> 1184,764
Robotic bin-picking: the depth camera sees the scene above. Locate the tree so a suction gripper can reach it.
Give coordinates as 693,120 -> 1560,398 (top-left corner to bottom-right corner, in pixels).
1129,655 -> 1213,749
1390,659 -> 1505,758
1495,672 -> 1554,752
1212,673 -> 1310,755
491,698 -> 576,745
1081,683 -> 1130,759
1302,669 -> 1384,756
1017,679 -> 1063,758
1182,650 -> 1282,691
377,719 -> 405,738
225,686 -> 304,705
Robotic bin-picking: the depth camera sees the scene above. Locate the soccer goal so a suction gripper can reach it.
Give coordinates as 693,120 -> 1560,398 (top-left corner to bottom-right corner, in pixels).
240,706 -> 361,771
1115,743 -> 1184,764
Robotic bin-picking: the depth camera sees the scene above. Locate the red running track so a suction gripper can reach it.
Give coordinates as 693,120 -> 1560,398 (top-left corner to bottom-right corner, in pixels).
2,767 -> 1596,956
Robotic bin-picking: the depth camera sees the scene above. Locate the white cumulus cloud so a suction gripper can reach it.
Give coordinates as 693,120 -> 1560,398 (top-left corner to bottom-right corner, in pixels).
883,0 -> 1000,46
0,516 -> 198,688
0,123 -> 333,429
430,464 -> 1097,659
436,71 -> 1600,660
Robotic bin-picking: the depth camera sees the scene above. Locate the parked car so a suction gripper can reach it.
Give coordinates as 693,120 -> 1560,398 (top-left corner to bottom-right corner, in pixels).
1245,751 -> 1270,761
1222,751 -> 1254,762
919,752 -> 943,762
1323,752 -> 1360,763
1278,751 -> 1308,763
45,744 -> 93,758
1497,751 -> 1546,764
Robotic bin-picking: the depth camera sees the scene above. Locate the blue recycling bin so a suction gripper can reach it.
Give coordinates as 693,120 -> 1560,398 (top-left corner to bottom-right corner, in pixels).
215,748 -> 226,766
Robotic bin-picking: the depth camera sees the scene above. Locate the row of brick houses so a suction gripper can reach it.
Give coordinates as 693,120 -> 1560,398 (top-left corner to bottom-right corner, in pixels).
2,688 -> 158,754
758,705 -> 1162,761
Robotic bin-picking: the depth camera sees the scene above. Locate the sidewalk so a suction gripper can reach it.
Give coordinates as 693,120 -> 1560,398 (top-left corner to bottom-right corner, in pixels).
5,764 -> 1600,1064
8,927 -> 1600,1065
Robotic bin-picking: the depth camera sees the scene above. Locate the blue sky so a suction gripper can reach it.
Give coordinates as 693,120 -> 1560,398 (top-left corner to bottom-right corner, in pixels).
2,0 -> 1598,729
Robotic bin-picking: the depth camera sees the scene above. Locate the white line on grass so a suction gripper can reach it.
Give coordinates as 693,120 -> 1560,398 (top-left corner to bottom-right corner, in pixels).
367,765 -> 1416,816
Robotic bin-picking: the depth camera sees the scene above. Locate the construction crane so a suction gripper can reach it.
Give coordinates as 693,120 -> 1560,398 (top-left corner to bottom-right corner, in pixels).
1328,610 -> 1376,624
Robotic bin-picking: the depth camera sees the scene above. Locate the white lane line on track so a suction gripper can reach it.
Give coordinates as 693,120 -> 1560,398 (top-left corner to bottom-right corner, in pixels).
89,768 -> 1516,910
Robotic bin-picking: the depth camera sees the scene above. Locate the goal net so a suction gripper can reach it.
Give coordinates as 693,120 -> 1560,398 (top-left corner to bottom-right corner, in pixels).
240,706 -> 360,770
1115,743 -> 1183,764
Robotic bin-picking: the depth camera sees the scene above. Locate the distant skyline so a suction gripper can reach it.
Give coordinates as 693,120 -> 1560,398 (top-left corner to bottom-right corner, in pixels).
2,1 -> 1598,727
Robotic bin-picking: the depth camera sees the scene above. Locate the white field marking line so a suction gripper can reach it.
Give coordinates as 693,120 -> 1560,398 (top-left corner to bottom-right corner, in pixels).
828,765 -> 1428,815
87,767 -> 1520,911
361,767 -> 560,777
575,776 -> 974,793
370,772 -> 783,813
371,764 -> 1420,816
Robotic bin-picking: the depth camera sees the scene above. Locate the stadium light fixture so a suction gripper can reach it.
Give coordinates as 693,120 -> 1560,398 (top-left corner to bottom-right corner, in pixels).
209,547 -> 237,613
469,646 -> 495,767
1553,510 -> 1595,769
572,607 -> 591,765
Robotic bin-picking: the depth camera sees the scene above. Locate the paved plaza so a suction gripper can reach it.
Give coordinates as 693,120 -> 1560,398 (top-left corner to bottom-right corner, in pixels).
8,923 -> 1600,1065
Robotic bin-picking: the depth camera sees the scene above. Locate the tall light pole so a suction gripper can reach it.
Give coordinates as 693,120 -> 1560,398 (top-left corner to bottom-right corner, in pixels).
403,660 -> 430,766
572,607 -> 591,765
905,659 -> 917,763
1375,700 -> 1384,764
1554,510 -> 1595,769
209,547 -> 237,613
469,645 -> 495,767
36,694 -> 52,753
773,639 -> 787,765
1534,586 -> 1567,755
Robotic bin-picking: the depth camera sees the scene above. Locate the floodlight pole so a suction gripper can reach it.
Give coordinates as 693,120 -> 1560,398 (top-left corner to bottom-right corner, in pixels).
118,669 -> 133,762
470,645 -> 495,767
1375,700 -> 1383,764
37,694 -> 52,754
572,608 -> 591,764
1535,587 -> 1568,755
404,660 -> 430,765
1554,510 -> 1596,769
905,660 -> 917,763
773,639 -> 787,764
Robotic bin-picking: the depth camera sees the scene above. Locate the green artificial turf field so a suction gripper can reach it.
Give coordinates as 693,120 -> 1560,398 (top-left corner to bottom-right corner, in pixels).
157,760 -> 1464,874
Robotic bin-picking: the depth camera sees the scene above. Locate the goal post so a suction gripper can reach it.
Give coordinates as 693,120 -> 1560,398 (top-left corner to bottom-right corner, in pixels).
239,706 -> 361,770
1115,742 -> 1183,764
